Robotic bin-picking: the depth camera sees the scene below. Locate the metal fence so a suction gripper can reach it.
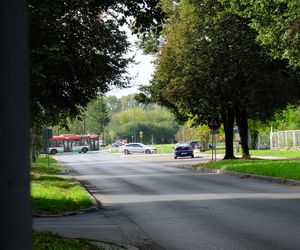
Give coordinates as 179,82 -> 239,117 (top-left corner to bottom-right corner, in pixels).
257,134 -> 270,149
270,130 -> 300,149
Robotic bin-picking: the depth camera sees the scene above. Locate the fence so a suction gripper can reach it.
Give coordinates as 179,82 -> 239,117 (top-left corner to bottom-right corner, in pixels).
270,130 -> 300,149
257,134 -> 270,149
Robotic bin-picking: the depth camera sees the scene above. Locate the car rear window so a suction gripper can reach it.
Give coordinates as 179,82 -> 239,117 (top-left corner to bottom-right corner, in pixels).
176,143 -> 191,149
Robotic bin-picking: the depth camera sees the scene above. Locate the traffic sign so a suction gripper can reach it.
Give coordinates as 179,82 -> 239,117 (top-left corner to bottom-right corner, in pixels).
139,131 -> 143,139
208,116 -> 221,130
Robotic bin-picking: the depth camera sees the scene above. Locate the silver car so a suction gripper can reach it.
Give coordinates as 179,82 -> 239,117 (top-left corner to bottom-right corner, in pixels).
120,143 -> 157,154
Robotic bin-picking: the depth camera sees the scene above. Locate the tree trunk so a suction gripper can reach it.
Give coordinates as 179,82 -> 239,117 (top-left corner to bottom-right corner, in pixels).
0,2 -> 31,249
221,108 -> 235,159
236,108 -> 250,158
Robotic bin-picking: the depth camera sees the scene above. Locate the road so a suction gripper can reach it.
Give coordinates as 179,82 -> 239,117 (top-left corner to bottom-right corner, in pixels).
35,152 -> 300,250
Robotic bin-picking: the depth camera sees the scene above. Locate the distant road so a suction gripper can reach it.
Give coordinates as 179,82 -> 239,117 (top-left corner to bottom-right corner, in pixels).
55,152 -> 300,249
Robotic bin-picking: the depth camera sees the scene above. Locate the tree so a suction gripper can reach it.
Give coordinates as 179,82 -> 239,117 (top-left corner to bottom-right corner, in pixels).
229,0 -> 300,68
107,95 -> 179,144
144,0 -> 300,158
29,0 -> 131,129
29,0 -> 165,130
85,98 -> 110,142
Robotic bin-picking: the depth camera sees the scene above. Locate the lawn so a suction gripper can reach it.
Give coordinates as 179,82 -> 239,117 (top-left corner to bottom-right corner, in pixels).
152,144 -> 174,154
33,231 -> 103,250
200,159 -> 300,181
200,148 -> 300,159
249,149 -> 300,158
31,155 -> 93,216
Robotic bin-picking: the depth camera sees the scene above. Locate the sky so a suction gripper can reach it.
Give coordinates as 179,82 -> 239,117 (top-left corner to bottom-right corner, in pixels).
107,28 -> 155,98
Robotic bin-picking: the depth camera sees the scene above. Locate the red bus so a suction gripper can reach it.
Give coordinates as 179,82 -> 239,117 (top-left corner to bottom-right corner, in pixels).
48,134 -> 99,155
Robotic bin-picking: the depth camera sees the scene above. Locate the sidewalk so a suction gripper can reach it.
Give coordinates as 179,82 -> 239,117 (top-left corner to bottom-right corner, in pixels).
33,210 -> 138,250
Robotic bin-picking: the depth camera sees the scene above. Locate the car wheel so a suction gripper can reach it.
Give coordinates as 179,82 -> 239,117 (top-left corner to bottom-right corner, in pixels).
174,156 -> 177,159
82,147 -> 88,153
191,154 -> 194,158
145,149 -> 151,154
50,149 -> 57,155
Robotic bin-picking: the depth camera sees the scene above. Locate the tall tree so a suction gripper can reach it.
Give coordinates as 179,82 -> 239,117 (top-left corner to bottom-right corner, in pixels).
144,0 -> 299,158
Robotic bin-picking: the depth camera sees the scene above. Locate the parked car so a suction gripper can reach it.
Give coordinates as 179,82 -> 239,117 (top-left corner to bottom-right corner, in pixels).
111,140 -> 125,148
174,142 -> 194,159
120,143 -> 157,154
189,140 -> 200,149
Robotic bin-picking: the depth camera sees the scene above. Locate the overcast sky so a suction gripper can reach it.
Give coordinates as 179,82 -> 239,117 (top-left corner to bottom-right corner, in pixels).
107,28 -> 155,98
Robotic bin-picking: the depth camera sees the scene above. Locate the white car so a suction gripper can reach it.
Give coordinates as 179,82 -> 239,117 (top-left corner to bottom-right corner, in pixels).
120,143 -> 157,154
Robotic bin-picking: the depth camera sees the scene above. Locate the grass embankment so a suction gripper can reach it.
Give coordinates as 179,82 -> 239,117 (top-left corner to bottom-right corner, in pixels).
200,158 -> 300,181
33,231 -> 103,250
31,155 -> 93,216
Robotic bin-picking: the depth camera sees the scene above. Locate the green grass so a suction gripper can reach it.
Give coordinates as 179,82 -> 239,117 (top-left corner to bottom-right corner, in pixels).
200,148 -> 300,159
31,156 -> 93,216
249,149 -> 300,158
152,144 -> 174,154
36,154 -> 58,163
200,159 -> 300,180
31,154 -> 60,174
33,231 -> 103,250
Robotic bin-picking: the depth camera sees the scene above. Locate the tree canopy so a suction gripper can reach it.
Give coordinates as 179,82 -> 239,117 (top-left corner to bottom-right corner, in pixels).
29,0 -> 165,130
229,0 -> 300,68
143,0 -> 300,158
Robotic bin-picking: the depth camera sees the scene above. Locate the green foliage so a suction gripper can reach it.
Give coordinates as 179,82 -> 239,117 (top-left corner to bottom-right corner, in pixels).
29,0 -> 165,129
51,97 -> 110,136
29,0 -> 131,129
108,104 -> 179,144
270,105 -> 300,131
144,0 -> 300,158
249,105 -> 300,136
176,124 -> 211,146
229,0 -> 300,68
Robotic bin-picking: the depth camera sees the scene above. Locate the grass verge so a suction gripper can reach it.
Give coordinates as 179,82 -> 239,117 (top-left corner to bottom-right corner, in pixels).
31,155 -> 93,216
33,231 -> 103,250
199,159 -> 300,181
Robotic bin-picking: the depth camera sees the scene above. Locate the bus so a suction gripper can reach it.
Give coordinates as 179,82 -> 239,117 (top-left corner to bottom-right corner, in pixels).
48,134 -> 99,155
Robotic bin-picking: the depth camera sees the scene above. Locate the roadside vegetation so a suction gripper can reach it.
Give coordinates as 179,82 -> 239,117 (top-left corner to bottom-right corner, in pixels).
31,155 -> 93,216
33,231 -> 103,250
199,159 -> 300,181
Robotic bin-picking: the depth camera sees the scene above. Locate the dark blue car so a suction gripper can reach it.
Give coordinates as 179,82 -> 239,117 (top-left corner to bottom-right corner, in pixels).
174,142 -> 194,159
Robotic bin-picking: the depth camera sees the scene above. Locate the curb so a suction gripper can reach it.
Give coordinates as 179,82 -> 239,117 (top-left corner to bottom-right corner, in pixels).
194,166 -> 300,186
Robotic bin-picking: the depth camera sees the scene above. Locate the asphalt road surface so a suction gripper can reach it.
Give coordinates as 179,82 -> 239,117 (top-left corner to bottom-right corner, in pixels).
44,152 -> 300,249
